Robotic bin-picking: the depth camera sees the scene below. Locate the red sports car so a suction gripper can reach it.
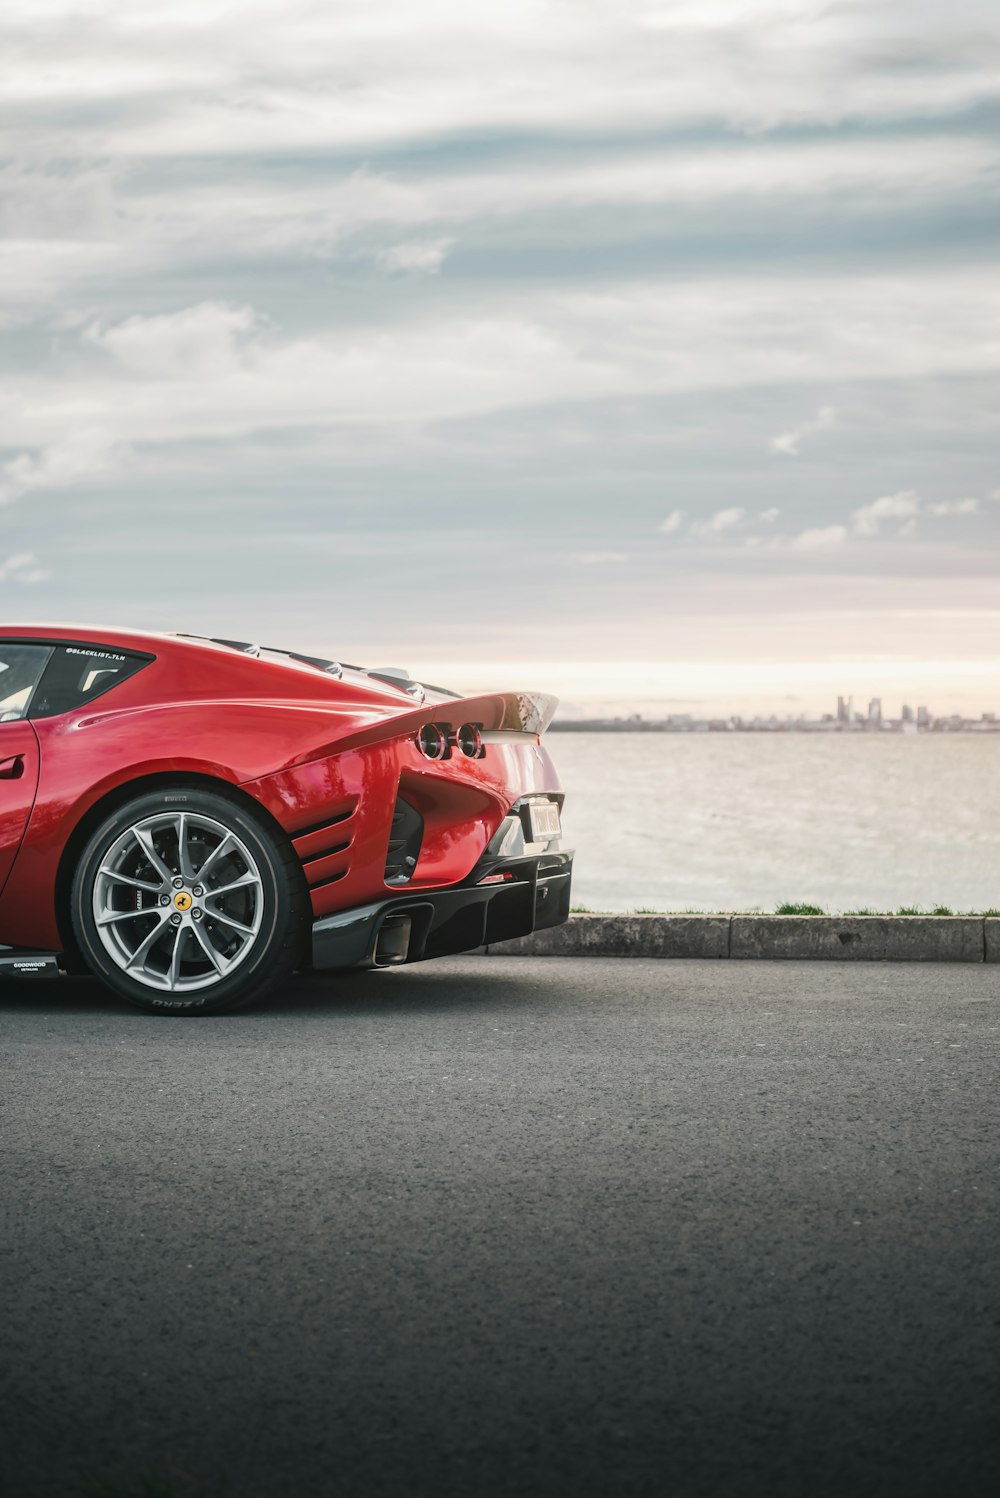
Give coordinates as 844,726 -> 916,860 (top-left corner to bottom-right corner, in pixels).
0,628 -> 571,1014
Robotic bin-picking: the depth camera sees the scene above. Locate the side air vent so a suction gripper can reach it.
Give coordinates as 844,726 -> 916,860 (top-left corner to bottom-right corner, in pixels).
384,797 -> 423,885
291,803 -> 358,891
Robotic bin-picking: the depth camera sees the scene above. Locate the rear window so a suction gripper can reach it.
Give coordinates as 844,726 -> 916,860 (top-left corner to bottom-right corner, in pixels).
0,643 -> 52,722
30,644 -> 151,719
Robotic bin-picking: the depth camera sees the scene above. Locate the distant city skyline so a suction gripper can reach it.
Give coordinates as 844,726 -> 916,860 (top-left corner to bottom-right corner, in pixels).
404,657 -> 1000,723
550,693 -> 1000,732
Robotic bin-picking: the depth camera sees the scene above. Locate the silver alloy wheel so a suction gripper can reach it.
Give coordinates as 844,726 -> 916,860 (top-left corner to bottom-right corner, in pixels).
92,811 -> 265,993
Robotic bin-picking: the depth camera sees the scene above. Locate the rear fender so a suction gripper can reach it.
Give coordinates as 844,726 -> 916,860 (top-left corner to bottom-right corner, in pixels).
243,704 -> 562,921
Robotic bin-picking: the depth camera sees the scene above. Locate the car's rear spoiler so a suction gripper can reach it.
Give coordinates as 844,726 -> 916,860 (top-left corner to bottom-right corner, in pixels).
459,690 -> 559,735
387,688 -> 559,740
304,690 -> 559,762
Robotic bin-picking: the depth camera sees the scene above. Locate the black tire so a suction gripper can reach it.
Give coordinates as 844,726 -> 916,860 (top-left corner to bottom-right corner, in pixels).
71,784 -> 306,1015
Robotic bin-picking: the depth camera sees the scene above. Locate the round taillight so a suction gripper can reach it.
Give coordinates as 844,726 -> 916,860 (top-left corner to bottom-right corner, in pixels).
417,723 -> 447,760
456,722 -> 482,758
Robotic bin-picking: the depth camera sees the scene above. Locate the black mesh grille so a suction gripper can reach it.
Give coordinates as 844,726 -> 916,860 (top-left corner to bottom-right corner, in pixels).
384,797 -> 423,884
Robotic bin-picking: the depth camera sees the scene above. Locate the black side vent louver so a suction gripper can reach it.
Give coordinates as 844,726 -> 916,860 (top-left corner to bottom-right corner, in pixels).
385,797 -> 423,884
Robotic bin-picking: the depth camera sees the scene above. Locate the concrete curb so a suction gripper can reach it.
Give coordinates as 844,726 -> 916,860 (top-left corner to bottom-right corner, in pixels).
492,914 -> 730,959
985,918 -> 1000,963
487,914 -> 995,962
730,915 -> 983,963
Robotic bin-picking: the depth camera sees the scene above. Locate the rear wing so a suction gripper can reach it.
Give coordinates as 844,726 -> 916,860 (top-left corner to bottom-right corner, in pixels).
322,689 -> 560,760
457,690 -> 559,736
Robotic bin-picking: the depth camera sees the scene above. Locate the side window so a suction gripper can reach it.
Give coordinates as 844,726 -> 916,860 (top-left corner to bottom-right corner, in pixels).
0,643 -> 52,722
30,645 -> 151,719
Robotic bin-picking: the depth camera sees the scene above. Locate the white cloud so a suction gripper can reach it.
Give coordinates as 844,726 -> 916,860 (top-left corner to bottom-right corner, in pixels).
569,551 -> 630,564
376,238 -> 454,276
554,271 -> 1000,395
1,0 -> 996,163
925,497 -> 979,517
741,490 -> 984,555
769,405 -> 836,457
787,525 -> 849,552
851,490 -> 982,536
758,507 -> 780,523
0,430 -> 121,507
0,550 -> 50,583
699,506 -> 746,535
0,309 -> 620,483
851,490 -> 921,537
1,270 -> 998,508
659,509 -> 686,535
5,132 -> 997,327
32,138 -> 992,287
86,302 -> 262,379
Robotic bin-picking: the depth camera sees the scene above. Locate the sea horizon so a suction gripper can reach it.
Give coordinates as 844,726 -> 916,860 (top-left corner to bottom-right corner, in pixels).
551,731 -> 1000,914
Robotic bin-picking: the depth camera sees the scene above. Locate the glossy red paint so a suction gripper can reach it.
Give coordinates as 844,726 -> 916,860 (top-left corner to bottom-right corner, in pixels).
0,721 -> 39,895
0,625 -> 563,952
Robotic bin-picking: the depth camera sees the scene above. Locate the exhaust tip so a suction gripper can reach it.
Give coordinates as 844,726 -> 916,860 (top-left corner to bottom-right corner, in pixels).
373,914 -> 412,966
416,723 -> 448,760
456,722 -> 483,758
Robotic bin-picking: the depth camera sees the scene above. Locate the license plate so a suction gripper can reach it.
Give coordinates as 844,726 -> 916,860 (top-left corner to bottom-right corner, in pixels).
528,801 -> 561,841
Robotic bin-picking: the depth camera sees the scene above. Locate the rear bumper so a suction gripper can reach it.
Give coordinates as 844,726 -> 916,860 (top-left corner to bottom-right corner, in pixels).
310,850 -> 573,970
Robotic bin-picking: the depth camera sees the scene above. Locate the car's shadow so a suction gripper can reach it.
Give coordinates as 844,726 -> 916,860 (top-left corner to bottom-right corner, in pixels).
0,957 -> 559,1022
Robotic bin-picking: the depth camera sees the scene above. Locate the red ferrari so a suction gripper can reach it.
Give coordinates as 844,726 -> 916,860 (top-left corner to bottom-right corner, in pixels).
0,627 -> 572,1013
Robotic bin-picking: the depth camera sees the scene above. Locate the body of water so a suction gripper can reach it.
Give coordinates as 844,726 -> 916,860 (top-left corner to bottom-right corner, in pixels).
550,733 -> 1000,914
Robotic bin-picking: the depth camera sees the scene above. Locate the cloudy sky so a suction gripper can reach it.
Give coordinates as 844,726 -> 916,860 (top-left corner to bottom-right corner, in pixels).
1,0 -> 999,716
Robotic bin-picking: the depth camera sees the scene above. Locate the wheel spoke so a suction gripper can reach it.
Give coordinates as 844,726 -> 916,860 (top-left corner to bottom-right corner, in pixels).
125,915 -> 171,972
168,925 -> 187,989
176,813 -> 194,882
206,909 -> 255,940
206,871 -> 259,898
97,907 -> 155,928
191,919 -> 228,975
196,832 -> 236,883
98,867 -> 161,893
133,826 -> 174,885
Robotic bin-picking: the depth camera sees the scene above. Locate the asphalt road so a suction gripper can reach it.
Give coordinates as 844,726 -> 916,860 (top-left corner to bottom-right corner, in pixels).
1,957 -> 998,1498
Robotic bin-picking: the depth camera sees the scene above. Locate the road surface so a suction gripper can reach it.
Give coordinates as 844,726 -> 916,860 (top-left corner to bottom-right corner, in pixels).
1,957 -> 998,1497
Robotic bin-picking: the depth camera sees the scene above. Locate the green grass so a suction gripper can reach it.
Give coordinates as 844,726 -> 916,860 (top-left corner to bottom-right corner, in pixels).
628,907 -> 765,915
848,904 -> 958,917
567,903 -> 996,917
